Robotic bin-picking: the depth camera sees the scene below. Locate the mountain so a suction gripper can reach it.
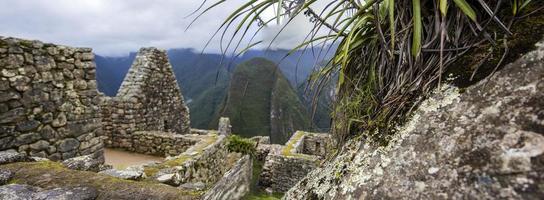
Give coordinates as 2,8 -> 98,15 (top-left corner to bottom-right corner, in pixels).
239,48 -> 336,87
166,49 -> 231,128
95,53 -> 136,96
94,48 -> 333,133
214,58 -> 312,144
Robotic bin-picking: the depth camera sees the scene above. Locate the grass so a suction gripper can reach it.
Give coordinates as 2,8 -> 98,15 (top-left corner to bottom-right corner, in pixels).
227,135 -> 257,156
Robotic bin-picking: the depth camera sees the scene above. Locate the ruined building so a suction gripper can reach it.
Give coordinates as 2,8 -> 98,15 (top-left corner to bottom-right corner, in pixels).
100,47 -> 191,149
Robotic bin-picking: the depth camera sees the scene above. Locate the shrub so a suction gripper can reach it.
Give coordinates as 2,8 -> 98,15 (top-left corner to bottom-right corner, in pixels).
226,135 -> 257,156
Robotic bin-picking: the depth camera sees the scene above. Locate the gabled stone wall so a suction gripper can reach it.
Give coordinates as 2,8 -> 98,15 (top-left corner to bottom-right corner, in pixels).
0,37 -> 103,160
100,48 -> 190,149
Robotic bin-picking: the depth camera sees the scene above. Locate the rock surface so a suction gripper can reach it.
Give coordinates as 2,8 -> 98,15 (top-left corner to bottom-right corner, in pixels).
61,153 -> 105,172
0,184 -> 98,200
284,39 -> 544,199
99,166 -> 144,180
0,169 -> 13,185
0,150 -> 32,164
0,161 -> 198,200
34,186 -> 98,200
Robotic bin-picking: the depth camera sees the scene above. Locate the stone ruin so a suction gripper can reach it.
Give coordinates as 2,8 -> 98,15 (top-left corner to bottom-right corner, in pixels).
0,36 -> 333,199
100,47 -> 191,149
0,37 -> 252,200
256,131 -> 332,193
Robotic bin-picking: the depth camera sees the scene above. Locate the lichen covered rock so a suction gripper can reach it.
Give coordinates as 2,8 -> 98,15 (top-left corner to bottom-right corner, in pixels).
0,184 -> 98,200
285,39 -> 544,199
62,153 -> 105,172
0,150 -> 32,164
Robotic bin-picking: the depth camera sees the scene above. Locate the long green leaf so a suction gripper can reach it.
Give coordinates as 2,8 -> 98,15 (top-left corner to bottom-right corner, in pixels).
412,0 -> 422,56
439,0 -> 448,16
453,0 -> 477,21
389,0 -> 395,51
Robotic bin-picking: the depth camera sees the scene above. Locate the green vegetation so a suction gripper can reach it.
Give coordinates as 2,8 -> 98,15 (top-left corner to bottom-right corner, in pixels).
227,135 -> 257,156
215,57 -> 312,144
198,0 -> 539,146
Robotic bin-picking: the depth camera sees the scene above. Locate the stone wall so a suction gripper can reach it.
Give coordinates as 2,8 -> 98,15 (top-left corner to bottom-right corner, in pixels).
202,155 -> 252,200
301,132 -> 331,157
0,37 -> 103,161
130,131 -> 200,157
258,131 -> 329,193
100,48 -> 190,149
259,154 -> 318,193
144,134 -> 231,187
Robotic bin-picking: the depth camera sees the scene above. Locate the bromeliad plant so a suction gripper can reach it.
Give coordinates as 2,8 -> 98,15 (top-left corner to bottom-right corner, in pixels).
195,0 -> 536,145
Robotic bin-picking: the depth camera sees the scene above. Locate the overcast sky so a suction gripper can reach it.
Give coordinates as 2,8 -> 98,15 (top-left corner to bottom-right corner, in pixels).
0,0 -> 326,56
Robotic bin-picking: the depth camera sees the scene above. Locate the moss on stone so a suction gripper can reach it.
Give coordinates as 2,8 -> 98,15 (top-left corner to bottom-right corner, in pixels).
0,40 -> 7,48
446,4 -> 544,87
282,131 -> 305,156
143,134 -> 219,177
281,131 -> 317,160
0,161 -> 199,200
18,40 -> 34,48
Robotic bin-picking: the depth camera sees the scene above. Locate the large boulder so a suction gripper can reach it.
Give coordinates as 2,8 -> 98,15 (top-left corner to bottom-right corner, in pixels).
0,184 -> 97,200
61,153 -> 104,172
34,186 -> 98,200
99,166 -> 145,180
0,184 -> 38,200
284,40 -> 544,198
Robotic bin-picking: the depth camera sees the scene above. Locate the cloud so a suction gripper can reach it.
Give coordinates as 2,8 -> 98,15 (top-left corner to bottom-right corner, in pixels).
0,0 -> 331,56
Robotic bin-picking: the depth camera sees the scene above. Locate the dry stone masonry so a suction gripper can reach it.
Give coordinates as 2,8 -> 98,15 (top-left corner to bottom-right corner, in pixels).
0,37 -> 103,161
259,131 -> 331,193
100,47 -> 190,149
203,155 -> 253,200
130,131 -> 201,156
